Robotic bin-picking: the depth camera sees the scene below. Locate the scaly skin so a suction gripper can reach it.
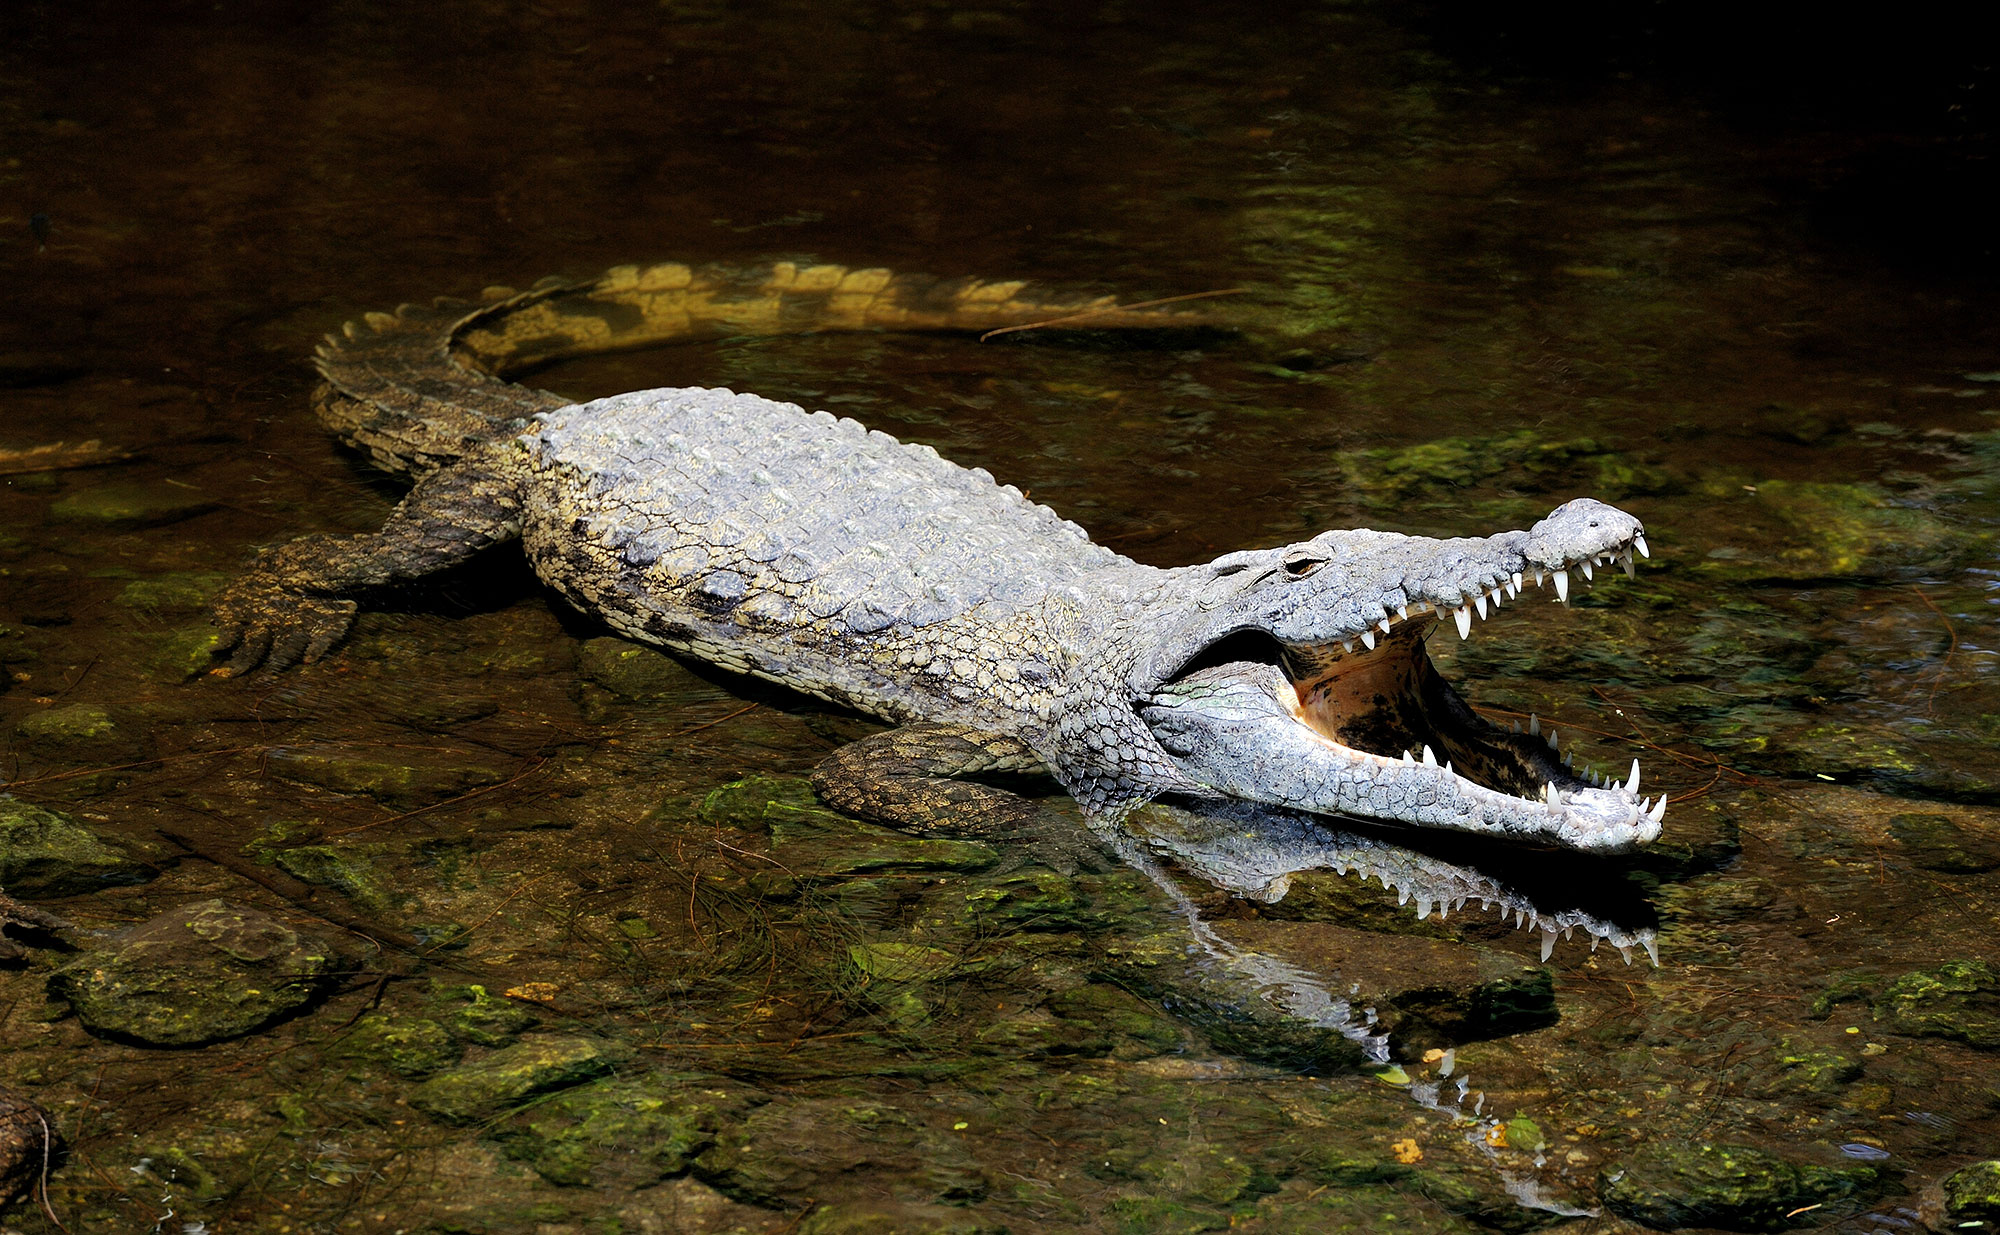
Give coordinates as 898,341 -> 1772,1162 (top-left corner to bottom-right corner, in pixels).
210,260 -> 1661,851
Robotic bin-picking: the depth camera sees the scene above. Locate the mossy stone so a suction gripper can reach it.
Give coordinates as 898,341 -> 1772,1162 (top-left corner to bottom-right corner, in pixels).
696,1098 -> 985,1207
13,703 -> 146,761
496,1075 -> 751,1188
114,573 -> 226,614
1888,813 -> 2000,874
1600,1142 -> 1878,1231
340,1013 -> 462,1078
432,982 -> 538,1046
263,743 -> 510,807
0,797 -> 149,896
272,845 -> 397,914
1941,1160 -> 2000,1224
408,1035 -> 627,1125
48,481 -> 217,526
49,899 -> 334,1046
1873,960 -> 2000,1048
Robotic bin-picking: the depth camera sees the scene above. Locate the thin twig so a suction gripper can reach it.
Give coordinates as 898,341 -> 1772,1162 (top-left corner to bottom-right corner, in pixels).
977,288 -> 1246,342
1910,586 -> 1959,716
35,1111 -> 67,1233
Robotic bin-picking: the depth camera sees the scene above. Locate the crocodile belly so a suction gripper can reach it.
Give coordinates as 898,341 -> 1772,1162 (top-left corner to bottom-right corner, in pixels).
515,386 -> 1118,720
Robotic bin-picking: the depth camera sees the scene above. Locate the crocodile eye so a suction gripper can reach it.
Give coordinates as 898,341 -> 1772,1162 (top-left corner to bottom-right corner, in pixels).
1282,549 -> 1328,578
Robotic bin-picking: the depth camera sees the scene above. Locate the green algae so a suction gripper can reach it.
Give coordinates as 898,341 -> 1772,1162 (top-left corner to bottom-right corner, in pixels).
49,899 -> 334,1046
1940,1160 -> 2000,1225
338,1012 -> 463,1078
495,1075 -> 752,1187
271,843 -> 399,914
1872,959 -> 2000,1049
1599,1142 -> 1881,1231
0,796 -> 148,896
408,1034 -> 629,1125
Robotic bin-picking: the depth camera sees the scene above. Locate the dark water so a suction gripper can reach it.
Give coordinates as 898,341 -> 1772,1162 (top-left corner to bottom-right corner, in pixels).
3,3 -> 1998,1232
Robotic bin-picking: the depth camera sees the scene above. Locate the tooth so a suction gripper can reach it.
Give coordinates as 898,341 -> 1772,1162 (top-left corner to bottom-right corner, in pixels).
1533,570 -> 1544,587
1626,759 -> 1641,794
1546,728 -> 1558,750
1380,617 -> 1393,634
1342,640 -> 1355,654
1512,571 -> 1523,591
1649,796 -> 1667,823
1361,630 -> 1376,650
1621,551 -> 1635,579
1402,750 -> 1414,764
1444,760 -> 1452,774
1528,714 -> 1540,736
1455,606 -> 1472,639
1396,605 -> 1409,621
1422,745 -> 1437,766
1541,929 -> 1557,962
1544,783 -> 1557,804
1642,936 -> 1660,966
1581,560 -> 1594,582
1474,592 -> 1487,619
1635,532 -> 1650,558
1618,945 -> 1633,966
1554,570 -> 1569,603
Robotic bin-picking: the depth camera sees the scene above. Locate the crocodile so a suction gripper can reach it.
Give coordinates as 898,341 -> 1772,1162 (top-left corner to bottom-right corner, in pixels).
205,259 -> 1663,854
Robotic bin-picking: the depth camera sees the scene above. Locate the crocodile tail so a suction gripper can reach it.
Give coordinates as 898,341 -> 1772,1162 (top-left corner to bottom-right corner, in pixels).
313,260 -> 1217,478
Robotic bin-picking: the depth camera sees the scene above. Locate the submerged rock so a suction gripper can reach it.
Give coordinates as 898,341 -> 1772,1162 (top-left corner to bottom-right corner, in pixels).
1872,959 -> 2000,1049
1599,1142 -> 1880,1231
1937,1160 -> 2000,1226
495,1075 -> 755,1188
338,1013 -> 462,1078
408,1035 -> 627,1125
796,1201 -> 1009,1235
695,1096 -> 986,1208
12,703 -> 148,763
49,899 -> 334,1046
0,797 -> 149,896
47,480 -> 217,527
1887,813 -> 2000,874
263,743 -> 511,807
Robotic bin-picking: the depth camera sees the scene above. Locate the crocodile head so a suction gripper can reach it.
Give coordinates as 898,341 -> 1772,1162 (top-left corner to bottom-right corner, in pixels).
1135,499 -> 1661,854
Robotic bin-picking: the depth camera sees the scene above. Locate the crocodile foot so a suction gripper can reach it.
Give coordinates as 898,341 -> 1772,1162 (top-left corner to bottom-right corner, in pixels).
0,888 -> 68,961
212,573 -> 358,675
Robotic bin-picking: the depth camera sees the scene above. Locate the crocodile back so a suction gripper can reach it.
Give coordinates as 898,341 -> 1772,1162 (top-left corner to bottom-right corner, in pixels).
519,386 -> 1135,716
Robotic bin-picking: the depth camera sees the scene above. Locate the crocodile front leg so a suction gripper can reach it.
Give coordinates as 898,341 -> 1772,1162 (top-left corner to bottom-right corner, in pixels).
811,724 -> 1049,837
213,445 -> 525,673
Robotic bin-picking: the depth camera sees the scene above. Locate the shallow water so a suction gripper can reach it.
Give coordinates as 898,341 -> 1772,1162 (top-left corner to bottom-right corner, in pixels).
2,2 -> 1997,1232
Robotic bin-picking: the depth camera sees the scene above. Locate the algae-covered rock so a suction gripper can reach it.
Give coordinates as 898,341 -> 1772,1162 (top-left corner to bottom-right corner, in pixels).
1872,959 -> 2000,1048
432,982 -> 538,1046
13,702 -> 147,762
1330,430 -> 1672,509
496,1075 -> 754,1188
148,624 -> 225,682
271,845 -> 397,914
695,1097 -> 986,1207
408,1035 -> 627,1125
696,773 -> 825,833
338,1013 -> 462,1078
1600,1142 -> 1880,1231
263,743 -> 511,807
1694,479 -> 1990,580
0,797 -> 149,896
1888,813 -> 2000,874
577,636 -> 725,704
114,572 -> 226,614
1939,1160 -> 2000,1225
49,899 -> 334,1046
47,480 -> 217,526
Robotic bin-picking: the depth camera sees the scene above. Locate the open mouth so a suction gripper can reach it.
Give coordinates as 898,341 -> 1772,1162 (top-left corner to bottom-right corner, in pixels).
1140,535 -> 1663,854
